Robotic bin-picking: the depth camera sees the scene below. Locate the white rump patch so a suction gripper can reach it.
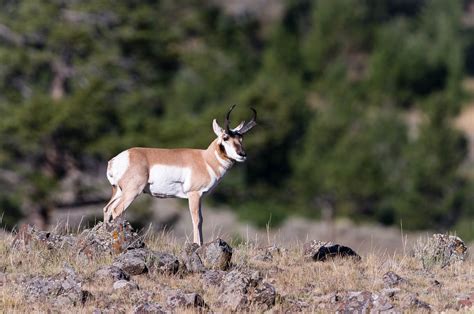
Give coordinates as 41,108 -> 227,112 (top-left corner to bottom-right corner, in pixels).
107,150 -> 129,185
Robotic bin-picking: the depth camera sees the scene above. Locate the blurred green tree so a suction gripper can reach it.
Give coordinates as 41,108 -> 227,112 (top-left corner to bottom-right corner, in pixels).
0,0 -> 472,239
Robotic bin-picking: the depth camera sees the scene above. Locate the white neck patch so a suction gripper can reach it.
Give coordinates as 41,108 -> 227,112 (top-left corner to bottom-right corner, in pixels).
214,150 -> 233,169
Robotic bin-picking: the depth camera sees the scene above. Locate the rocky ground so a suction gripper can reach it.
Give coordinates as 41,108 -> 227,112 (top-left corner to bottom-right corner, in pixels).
0,221 -> 472,313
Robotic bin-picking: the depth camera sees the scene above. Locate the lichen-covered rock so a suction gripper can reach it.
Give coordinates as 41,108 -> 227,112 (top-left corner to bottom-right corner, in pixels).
0,271 -> 6,287
22,265 -> 91,307
253,245 -> 282,262
181,239 -> 233,272
401,293 -> 431,310
303,240 -> 361,261
94,265 -> 130,281
112,249 -> 148,275
456,292 -> 474,309
166,289 -> 206,309
133,302 -> 166,314
195,238 -> 232,270
331,291 -> 394,313
383,271 -> 407,288
76,221 -> 144,258
113,279 -> 139,291
413,234 -> 468,269
12,224 -> 75,250
201,270 -> 225,289
112,247 -> 180,276
284,298 -> 311,312
147,251 -> 179,275
217,269 -> 276,311
181,243 -> 205,273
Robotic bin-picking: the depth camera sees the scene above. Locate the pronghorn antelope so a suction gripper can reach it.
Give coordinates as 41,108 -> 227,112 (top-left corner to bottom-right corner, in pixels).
103,105 -> 257,245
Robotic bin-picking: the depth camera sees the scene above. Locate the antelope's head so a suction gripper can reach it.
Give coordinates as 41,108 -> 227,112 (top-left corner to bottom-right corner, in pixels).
212,105 -> 257,162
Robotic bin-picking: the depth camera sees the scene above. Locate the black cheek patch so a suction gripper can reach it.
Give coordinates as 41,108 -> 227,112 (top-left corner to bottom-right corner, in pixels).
219,144 -> 227,154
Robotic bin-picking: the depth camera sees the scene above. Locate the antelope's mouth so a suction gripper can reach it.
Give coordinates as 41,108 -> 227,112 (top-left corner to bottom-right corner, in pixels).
234,155 -> 247,162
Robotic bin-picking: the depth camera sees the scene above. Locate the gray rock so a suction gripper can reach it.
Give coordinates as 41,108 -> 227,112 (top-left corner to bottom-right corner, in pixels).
181,243 -> 205,273
112,247 -> 180,276
254,245 -> 283,262
201,270 -> 225,288
94,266 -> 130,281
166,290 -> 206,309
76,221 -> 145,259
12,224 -> 75,250
113,279 -> 139,291
147,251 -> 179,275
413,234 -> 468,269
22,265 -> 91,307
333,291 -> 394,313
284,298 -> 311,312
381,288 -> 401,298
113,249 -> 148,275
217,269 -> 276,311
0,271 -> 7,287
383,271 -> 407,288
133,302 -> 166,314
195,238 -> 233,270
175,240 -> 223,275
402,294 -> 431,310
456,292 -> 474,309
303,240 -> 361,261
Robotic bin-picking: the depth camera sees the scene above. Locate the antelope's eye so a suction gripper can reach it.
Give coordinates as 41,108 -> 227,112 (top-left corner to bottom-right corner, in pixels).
222,134 -> 229,141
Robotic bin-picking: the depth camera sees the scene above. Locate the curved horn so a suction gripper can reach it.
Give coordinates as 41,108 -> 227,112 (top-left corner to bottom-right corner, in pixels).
224,104 -> 237,134
238,107 -> 257,134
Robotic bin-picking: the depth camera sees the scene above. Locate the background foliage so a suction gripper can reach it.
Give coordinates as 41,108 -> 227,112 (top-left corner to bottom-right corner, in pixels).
0,0 -> 473,239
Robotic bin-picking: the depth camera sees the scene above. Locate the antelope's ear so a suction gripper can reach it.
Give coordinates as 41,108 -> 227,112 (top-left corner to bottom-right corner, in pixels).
231,121 -> 245,133
212,119 -> 224,137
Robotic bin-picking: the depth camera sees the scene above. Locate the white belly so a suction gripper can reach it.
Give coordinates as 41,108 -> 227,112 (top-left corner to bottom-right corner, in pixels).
146,165 -> 191,199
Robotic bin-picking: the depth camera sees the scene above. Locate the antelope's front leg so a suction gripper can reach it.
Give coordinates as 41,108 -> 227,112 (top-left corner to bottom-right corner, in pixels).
187,192 -> 203,245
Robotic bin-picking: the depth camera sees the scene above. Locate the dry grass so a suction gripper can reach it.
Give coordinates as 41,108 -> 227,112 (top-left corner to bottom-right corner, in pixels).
0,229 -> 472,313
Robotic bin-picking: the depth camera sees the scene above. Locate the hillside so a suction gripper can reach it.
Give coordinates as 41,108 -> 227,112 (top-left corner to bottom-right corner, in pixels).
0,222 -> 472,312
2,0 -> 474,240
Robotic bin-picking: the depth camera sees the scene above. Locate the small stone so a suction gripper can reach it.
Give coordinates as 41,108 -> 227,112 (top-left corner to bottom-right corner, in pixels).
332,291 -> 394,313
133,302 -> 166,314
75,220 -> 145,259
217,269 -> 276,311
11,224 -> 75,250
113,249 -> 148,275
456,293 -> 474,309
195,238 -> 233,270
22,266 -> 91,306
166,290 -> 206,309
94,266 -> 130,281
248,282 -> 276,309
253,245 -> 282,262
402,294 -> 431,310
413,234 -> 467,269
0,272 -> 7,286
303,240 -> 361,261
113,280 -> 139,291
201,270 -> 225,288
285,298 -> 310,312
382,271 -> 407,288
147,251 -> 179,275
381,288 -> 401,298
181,243 -> 205,273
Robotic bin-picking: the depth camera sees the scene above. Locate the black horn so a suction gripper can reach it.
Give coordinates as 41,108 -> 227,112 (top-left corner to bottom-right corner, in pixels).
224,104 -> 237,134
238,107 -> 257,134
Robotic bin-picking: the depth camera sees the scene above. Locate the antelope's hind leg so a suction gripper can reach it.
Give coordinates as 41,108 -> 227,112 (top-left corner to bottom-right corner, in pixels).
104,185 -> 122,223
110,167 -> 149,221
